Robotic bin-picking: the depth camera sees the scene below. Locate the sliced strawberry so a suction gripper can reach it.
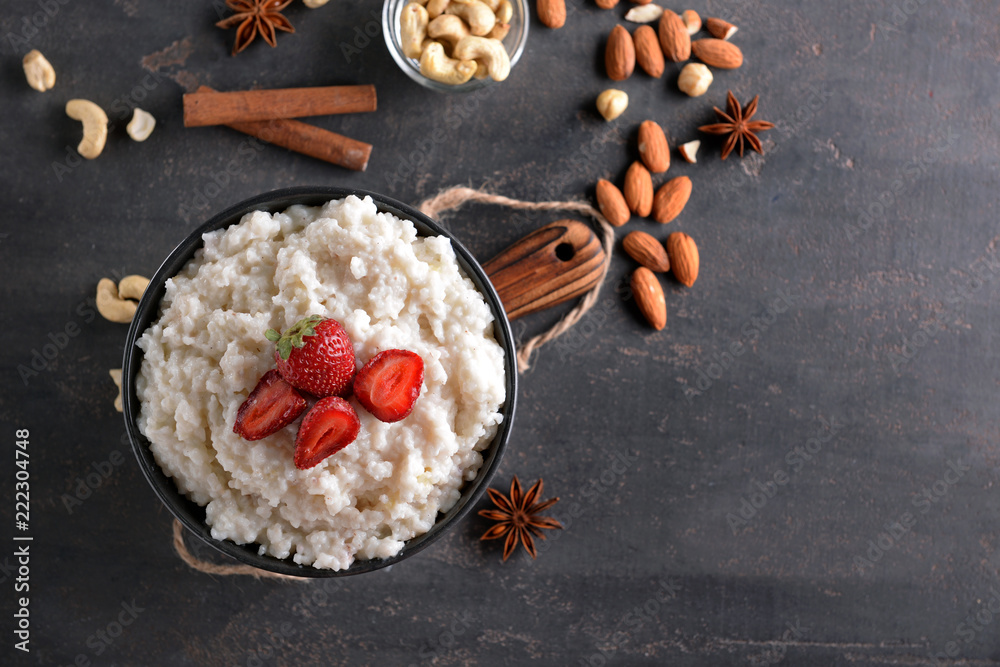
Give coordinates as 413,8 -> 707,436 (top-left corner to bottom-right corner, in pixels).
353,349 -> 424,423
294,397 -> 361,469
233,369 -> 308,441
266,315 -> 356,398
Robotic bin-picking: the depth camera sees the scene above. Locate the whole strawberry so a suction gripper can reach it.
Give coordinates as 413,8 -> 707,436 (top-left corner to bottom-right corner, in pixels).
265,315 -> 356,397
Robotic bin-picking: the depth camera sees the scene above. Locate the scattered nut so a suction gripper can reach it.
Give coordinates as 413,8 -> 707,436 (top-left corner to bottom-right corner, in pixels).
633,25 -> 664,78
109,369 -> 123,412
623,161 -> 653,217
118,275 -> 150,301
596,89 -> 628,121
22,50 -> 55,92
303,0 -> 330,6
65,99 -> 108,160
624,4 -> 663,22
658,9 -> 691,62
402,2 -> 431,58
606,25 -> 635,81
653,176 -> 692,224
96,278 -> 138,323
631,267 -> 667,330
681,9 -> 701,34
691,38 -> 743,69
596,0 -> 619,9
596,179 -> 630,227
666,232 -> 699,287
638,120 -> 670,173
537,0 -> 566,28
446,0 -> 496,35
677,62 -> 713,96
420,41 -> 478,84
623,231 -> 670,272
705,17 -> 738,40
126,108 -> 156,142
678,140 -> 700,163
453,35 -> 511,81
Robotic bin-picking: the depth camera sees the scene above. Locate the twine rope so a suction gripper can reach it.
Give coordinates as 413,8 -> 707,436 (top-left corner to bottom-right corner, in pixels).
418,186 -> 616,372
172,518 -> 304,579
172,186 -> 613,576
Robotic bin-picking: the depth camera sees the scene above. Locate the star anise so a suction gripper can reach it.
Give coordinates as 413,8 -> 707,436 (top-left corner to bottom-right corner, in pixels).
698,91 -> 775,160
216,0 -> 295,56
479,476 -> 562,561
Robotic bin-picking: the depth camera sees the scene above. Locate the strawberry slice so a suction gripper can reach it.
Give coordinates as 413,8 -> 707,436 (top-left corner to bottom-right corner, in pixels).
353,349 -> 424,423
266,315 -> 356,398
233,369 -> 308,441
294,397 -> 361,469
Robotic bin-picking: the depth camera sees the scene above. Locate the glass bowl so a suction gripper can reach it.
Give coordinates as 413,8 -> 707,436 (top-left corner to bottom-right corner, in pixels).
382,0 -> 528,93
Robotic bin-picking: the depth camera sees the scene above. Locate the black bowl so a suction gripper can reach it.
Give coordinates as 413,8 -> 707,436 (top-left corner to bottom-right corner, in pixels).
122,187 -> 518,577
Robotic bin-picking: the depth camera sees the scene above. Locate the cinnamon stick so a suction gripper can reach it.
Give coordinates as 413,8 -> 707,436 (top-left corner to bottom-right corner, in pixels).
194,86 -> 372,171
183,85 -> 377,127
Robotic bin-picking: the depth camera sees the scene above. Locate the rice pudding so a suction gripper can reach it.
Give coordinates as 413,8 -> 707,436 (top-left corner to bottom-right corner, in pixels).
136,195 -> 506,570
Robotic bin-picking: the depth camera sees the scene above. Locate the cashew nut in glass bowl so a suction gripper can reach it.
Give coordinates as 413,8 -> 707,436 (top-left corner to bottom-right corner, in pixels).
383,0 -> 527,92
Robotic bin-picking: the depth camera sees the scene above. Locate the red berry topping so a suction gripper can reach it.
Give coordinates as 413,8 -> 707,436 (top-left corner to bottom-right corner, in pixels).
353,349 -> 424,423
233,369 -> 308,441
266,315 -> 356,398
294,397 -> 361,469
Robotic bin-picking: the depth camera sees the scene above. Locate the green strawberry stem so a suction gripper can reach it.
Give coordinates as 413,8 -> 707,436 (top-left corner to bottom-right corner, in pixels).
265,314 -> 325,361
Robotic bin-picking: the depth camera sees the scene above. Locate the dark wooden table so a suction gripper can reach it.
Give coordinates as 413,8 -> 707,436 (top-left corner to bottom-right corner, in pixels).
2,1 -> 999,664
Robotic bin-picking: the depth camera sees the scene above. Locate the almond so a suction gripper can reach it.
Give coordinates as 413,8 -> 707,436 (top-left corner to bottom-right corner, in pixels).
638,120 -> 670,173
657,10 -> 690,62
625,4 -> 663,22
704,17 -> 738,40
632,25 -> 664,78
537,0 -> 566,29
623,230 -> 670,272
595,179 -> 630,227
666,232 -> 698,287
691,38 -> 743,69
652,175 -> 692,224
631,267 -> 667,330
595,0 -> 619,8
678,139 -> 699,163
681,9 -> 701,34
623,161 -> 653,217
605,25 -> 635,80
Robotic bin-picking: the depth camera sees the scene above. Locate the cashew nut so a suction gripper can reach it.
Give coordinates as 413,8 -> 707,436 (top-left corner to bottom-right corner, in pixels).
419,41 -> 477,85
486,22 -> 510,40
479,0 -> 501,10
109,369 -> 123,412
22,50 -> 55,92
495,0 -> 513,25
96,278 -> 138,323
400,2 -> 430,58
126,108 -> 156,142
118,275 -> 150,301
65,99 -> 108,160
445,0 -> 496,36
427,14 -> 471,51
452,35 -> 511,81
426,0 -> 450,19
303,0 -> 330,6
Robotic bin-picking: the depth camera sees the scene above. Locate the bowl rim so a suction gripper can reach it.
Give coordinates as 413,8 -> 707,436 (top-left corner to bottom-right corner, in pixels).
122,186 -> 518,577
381,0 -> 529,93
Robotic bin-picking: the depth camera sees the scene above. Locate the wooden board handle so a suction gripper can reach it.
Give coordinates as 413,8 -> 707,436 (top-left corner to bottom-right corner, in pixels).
482,219 -> 607,321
